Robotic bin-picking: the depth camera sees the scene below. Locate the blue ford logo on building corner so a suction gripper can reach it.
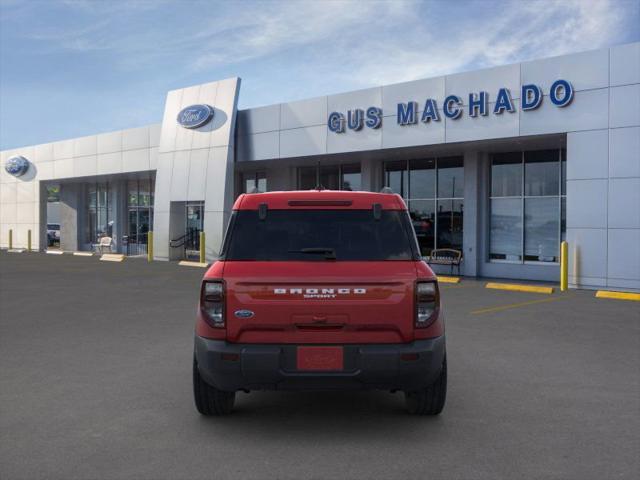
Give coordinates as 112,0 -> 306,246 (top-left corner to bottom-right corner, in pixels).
5,156 -> 30,177
176,104 -> 214,129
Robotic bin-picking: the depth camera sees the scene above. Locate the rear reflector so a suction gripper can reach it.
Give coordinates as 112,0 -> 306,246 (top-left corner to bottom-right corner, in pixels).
221,353 -> 239,361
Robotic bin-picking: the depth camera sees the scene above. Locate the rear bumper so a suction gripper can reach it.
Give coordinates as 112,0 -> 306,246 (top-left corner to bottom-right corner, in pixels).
194,335 -> 445,392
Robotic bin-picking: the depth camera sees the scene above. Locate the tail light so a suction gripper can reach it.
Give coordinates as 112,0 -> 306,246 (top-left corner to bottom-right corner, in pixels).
415,280 -> 439,328
201,280 -> 225,328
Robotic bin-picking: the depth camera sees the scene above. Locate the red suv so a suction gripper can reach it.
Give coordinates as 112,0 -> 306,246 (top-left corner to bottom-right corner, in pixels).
193,190 -> 446,415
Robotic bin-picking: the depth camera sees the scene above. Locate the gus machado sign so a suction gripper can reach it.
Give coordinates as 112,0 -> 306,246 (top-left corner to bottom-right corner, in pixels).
327,79 -> 573,133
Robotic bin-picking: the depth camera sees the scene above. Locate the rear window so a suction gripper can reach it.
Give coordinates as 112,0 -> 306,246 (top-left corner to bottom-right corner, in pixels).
223,210 -> 418,261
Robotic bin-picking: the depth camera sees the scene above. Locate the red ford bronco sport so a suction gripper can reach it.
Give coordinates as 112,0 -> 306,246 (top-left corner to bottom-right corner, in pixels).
193,190 -> 446,415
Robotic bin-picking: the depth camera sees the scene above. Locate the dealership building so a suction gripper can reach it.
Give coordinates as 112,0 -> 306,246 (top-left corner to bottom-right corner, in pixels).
1,42 -> 639,291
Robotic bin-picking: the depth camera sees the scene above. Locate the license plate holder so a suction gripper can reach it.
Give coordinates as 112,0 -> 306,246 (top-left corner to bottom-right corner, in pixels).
296,346 -> 344,371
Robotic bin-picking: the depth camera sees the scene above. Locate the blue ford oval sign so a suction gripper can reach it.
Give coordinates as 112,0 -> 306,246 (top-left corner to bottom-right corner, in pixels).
234,310 -> 255,319
5,156 -> 29,177
176,104 -> 214,129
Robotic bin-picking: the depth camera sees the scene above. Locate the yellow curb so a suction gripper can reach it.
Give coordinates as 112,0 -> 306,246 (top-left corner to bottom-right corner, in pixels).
595,290 -> 640,302
8,249 -> 25,253
73,251 -> 94,257
437,276 -> 461,284
100,253 -> 125,262
485,282 -> 554,294
178,260 -> 209,268
46,250 -> 64,255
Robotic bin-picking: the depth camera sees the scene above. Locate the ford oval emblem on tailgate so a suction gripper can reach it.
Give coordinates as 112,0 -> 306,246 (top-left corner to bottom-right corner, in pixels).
234,310 -> 254,318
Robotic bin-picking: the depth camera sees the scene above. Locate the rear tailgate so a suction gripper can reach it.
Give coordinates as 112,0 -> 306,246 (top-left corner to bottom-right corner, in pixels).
223,261 -> 417,344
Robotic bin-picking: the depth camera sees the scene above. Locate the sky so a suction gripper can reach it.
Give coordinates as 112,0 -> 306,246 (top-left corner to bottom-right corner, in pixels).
1,0 -> 639,150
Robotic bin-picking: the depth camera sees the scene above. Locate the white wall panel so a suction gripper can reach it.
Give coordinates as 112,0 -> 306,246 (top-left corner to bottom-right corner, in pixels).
446,104 -> 519,142
609,127 -> 640,178
608,178 -> 640,228
608,229 -> 640,280
446,64 -> 521,101
521,48 -> 609,92
383,77 -> 445,113
53,139 -> 74,160
73,155 -> 97,178
34,143 -> 54,163
170,150 -> 189,201
566,129 -> 609,180
567,228 -> 608,278
74,135 -> 97,157
149,147 -> 159,170
122,126 -> 150,151
239,104 -> 280,134
122,148 -> 150,173
280,126 -> 326,157
16,181 -> 35,203
382,118 -> 445,149
149,124 -> 161,147
53,158 -> 74,178
0,183 -> 16,203
520,88 -> 609,136
566,179 -> 607,228
97,131 -> 122,154
610,43 -> 640,86
328,87 -> 381,114
96,152 -> 122,175
237,131 -> 279,162
187,148 -> 208,201
35,162 -> 54,181
327,123 -> 381,154
609,84 -> 640,128
281,97 -> 327,130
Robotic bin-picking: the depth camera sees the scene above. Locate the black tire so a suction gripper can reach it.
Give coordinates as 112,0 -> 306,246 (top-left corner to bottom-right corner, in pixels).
404,356 -> 447,415
193,357 -> 235,416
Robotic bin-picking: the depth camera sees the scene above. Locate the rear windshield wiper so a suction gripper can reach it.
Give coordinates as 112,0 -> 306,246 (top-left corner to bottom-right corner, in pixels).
288,247 -> 337,260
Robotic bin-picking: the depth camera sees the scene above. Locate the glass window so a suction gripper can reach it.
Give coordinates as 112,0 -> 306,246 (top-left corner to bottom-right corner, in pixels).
409,158 -> 435,199
384,160 -> 408,198
319,165 -> 340,190
491,152 -> 522,197
561,149 -> 567,196
298,166 -> 318,190
490,198 -> 523,261
128,180 -> 138,206
297,164 -> 359,191
524,197 -> 559,262
409,200 -> 436,256
341,164 -> 361,191
489,149 -> 566,263
242,172 -> 267,193
224,210 -> 416,261
437,199 -> 464,250
525,150 -> 559,196
385,156 -> 464,254
437,157 -> 464,198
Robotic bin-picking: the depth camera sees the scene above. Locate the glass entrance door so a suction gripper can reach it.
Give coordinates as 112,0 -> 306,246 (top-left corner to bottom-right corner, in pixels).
185,202 -> 204,260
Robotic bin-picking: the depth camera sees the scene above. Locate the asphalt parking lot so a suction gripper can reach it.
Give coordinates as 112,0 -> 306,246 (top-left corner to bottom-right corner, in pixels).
0,252 -> 638,480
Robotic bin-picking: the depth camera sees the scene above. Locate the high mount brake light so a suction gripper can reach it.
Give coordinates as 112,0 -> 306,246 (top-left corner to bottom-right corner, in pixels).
201,280 -> 225,328
415,280 -> 439,328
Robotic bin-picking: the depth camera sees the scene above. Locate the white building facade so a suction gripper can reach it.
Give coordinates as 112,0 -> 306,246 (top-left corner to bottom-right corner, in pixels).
1,43 -> 639,291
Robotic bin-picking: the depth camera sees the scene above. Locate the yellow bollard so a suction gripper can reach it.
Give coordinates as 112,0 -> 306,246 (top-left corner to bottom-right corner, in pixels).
8,229 -> 12,250
560,241 -> 568,292
28,229 -> 32,252
147,231 -> 153,262
199,231 -> 205,264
